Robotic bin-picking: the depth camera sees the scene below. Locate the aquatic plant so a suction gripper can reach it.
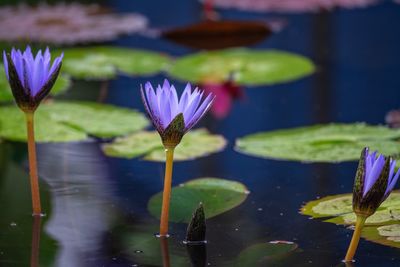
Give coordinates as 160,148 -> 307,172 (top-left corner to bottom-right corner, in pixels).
141,79 -> 214,236
0,3 -> 147,45
2,46 -> 63,216
344,147 -> 400,262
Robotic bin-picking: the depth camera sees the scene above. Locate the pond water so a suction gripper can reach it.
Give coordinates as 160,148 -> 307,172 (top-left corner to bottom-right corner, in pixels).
1,0 -> 400,266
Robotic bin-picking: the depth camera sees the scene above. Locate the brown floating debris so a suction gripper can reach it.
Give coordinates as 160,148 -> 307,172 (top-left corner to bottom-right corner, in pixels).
162,20 -> 272,50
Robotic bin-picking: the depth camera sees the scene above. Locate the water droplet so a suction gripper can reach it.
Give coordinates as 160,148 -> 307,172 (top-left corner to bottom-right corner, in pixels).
279,213 -> 284,216
257,208 -> 263,211
10,222 -> 17,227
134,250 -> 143,254
235,228 -> 239,231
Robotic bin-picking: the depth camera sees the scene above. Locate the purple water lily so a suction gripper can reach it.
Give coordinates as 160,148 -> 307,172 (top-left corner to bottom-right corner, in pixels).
3,46 -> 63,111
141,79 -> 214,148
353,147 -> 400,217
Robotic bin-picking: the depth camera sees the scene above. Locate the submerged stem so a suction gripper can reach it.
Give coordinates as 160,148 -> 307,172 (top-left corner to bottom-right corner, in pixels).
25,112 -> 42,216
160,236 -> 171,267
159,148 -> 175,237
344,215 -> 367,262
30,216 -> 42,267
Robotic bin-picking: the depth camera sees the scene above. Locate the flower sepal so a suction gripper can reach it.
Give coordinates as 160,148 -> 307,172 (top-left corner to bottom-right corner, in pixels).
161,113 -> 185,149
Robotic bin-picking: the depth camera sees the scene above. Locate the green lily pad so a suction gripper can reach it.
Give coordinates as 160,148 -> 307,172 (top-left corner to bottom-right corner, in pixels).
0,64 -> 71,102
234,242 -> 298,267
236,123 -> 400,163
362,224 -> 400,248
102,128 -> 227,161
148,177 -> 249,223
301,192 -> 400,248
60,46 -> 171,80
0,101 -> 148,142
168,48 -> 315,86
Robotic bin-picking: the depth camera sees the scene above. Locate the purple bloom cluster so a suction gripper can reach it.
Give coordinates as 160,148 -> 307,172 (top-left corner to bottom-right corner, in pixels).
141,79 -> 214,147
353,147 -> 400,217
3,46 -> 63,111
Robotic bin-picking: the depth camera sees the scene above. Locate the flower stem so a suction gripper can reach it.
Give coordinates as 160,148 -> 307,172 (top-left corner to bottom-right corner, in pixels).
344,215 -> 367,262
30,216 -> 42,267
159,148 -> 175,237
25,112 -> 42,216
160,236 -> 171,267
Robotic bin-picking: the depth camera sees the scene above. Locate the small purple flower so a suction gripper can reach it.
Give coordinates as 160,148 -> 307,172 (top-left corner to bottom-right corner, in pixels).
353,147 -> 400,217
3,46 -> 63,112
141,79 -> 214,148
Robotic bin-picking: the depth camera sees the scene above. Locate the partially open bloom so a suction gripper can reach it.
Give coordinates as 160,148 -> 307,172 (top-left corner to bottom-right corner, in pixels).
353,147 -> 400,217
345,147 -> 400,262
3,46 -> 63,112
141,79 -> 214,148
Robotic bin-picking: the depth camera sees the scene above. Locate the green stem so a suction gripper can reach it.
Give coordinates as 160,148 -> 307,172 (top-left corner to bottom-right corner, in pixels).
159,148 -> 175,236
25,112 -> 42,216
344,215 -> 367,262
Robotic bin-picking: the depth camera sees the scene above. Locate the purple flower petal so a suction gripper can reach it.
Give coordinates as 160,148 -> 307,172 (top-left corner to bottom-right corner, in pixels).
141,79 -> 214,136
363,154 -> 385,196
185,94 -> 214,131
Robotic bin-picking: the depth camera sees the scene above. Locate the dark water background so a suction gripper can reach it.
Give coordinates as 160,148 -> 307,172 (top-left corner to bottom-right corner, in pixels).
1,0 -> 400,266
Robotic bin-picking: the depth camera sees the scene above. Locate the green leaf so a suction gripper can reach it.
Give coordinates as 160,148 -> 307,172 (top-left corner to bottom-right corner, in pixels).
236,123 -> 400,162
301,192 -> 400,248
148,177 -> 249,223
234,242 -> 298,267
59,46 -> 171,80
362,224 -> 400,248
0,101 -> 148,142
168,48 -> 315,86
0,64 -> 72,102
102,128 -> 227,161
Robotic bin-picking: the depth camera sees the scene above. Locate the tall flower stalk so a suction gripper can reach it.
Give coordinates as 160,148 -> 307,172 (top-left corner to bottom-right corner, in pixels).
141,79 -> 214,236
3,47 -> 63,216
344,147 -> 400,262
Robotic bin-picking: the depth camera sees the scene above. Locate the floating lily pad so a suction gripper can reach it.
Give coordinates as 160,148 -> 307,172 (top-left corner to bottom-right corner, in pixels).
301,192 -> 400,248
148,177 -> 249,223
362,224 -> 400,248
0,64 -> 71,102
60,46 -> 171,80
234,242 -> 298,267
168,48 -> 315,86
0,101 -> 148,142
236,123 -> 400,162
102,128 -> 227,161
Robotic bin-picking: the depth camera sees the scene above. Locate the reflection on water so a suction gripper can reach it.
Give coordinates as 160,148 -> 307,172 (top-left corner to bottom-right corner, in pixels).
37,142 -> 117,266
30,216 -> 42,267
